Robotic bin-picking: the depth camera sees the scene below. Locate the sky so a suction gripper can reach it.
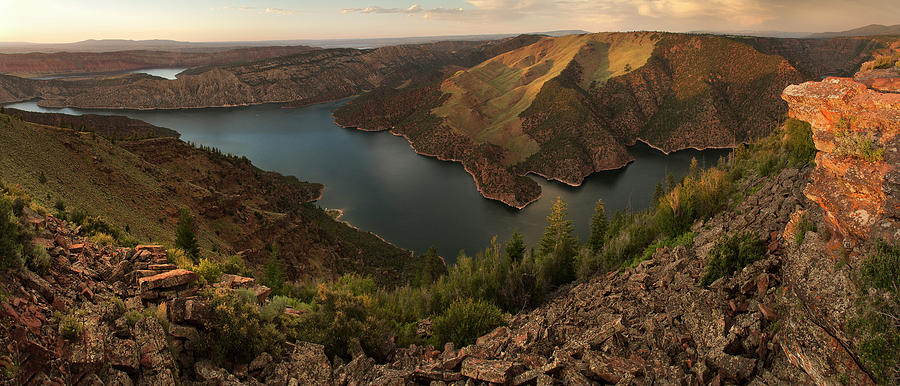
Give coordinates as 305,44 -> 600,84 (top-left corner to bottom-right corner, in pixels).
1,0 -> 898,43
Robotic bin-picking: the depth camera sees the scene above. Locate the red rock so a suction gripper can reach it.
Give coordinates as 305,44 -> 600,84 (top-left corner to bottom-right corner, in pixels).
218,274 -> 255,289
138,269 -> 198,293
148,264 -> 176,271
758,303 -> 777,321
135,245 -> 166,254
253,286 -> 271,303
69,243 -> 85,253
460,358 -> 522,384
757,274 -> 769,299
782,77 -> 899,245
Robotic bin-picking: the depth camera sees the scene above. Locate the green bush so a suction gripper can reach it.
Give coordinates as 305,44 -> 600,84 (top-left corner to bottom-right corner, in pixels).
26,244 -> 51,275
200,288 -> 285,365
431,298 -> 506,347
0,198 -> 25,270
783,118 -> 816,167
849,242 -> 899,385
289,275 -> 389,360
195,258 -> 224,284
123,310 -> 143,328
700,232 -> 766,286
55,311 -> 84,340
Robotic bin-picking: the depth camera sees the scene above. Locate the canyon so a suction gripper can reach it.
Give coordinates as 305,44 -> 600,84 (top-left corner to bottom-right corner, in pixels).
335,33 -> 887,208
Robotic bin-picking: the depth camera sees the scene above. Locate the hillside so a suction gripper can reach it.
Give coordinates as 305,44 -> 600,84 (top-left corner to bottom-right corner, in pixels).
335,32 -> 886,208
809,24 -> 900,38
0,112 -> 428,286
0,46 -> 315,78
0,36 -> 543,109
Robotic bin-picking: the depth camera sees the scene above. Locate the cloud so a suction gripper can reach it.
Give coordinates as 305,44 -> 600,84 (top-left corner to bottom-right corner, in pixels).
341,4 -> 463,16
219,5 -> 298,15
339,0 -> 789,28
265,8 -> 295,15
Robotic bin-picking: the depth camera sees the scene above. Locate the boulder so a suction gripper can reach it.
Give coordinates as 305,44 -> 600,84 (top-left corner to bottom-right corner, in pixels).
460,358 -> 522,384
266,342 -> 332,386
138,269 -> 197,293
166,297 -> 210,325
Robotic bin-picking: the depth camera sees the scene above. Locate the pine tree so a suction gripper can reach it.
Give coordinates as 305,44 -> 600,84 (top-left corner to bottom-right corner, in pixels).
175,208 -> 200,261
588,199 -> 608,253
539,197 -> 576,257
538,197 -> 577,285
416,246 -> 447,286
653,182 -> 665,206
505,231 -> 526,262
263,243 -> 287,296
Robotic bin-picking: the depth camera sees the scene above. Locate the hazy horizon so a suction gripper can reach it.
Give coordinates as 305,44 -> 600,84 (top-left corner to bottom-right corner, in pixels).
1,0 -> 898,44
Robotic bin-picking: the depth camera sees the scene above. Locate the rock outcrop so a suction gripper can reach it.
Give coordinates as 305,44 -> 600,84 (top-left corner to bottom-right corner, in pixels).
783,77 -> 899,244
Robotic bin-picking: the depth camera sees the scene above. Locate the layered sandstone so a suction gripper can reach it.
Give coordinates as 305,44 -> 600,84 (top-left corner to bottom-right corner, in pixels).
782,77 -> 899,244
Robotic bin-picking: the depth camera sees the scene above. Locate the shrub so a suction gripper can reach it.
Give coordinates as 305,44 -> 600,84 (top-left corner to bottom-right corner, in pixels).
849,242 -> 899,384
0,198 -> 25,270
700,232 -> 766,286
220,255 -> 252,277
90,232 -> 116,247
834,129 -> 884,163
783,119 -> 816,167
432,298 -> 506,347
630,232 -> 695,268
195,258 -> 223,284
26,244 -> 51,275
37,171 -> 47,184
289,277 -> 389,360
200,288 -> 285,365
55,311 -> 84,340
123,310 -> 143,328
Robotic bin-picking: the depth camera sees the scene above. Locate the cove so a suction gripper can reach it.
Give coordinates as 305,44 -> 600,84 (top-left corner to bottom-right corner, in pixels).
4,99 -> 730,263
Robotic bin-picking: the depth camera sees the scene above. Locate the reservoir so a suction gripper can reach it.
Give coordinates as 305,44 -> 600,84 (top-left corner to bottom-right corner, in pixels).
5,99 -> 729,262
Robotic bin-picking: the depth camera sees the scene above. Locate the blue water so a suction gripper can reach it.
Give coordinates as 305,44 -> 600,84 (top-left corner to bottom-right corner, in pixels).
4,100 -> 729,262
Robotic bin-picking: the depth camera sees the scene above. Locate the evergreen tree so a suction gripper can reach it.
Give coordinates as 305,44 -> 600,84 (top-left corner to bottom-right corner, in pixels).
416,246 -> 447,286
175,208 -> 200,261
652,182 -> 665,206
505,231 -> 525,262
263,243 -> 287,296
538,197 -> 578,285
588,199 -> 608,253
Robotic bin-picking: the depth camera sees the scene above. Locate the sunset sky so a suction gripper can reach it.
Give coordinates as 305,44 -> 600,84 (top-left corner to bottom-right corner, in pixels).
1,0 -> 898,43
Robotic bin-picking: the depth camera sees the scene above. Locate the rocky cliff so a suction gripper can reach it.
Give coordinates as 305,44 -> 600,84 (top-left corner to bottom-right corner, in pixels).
783,77 -> 899,244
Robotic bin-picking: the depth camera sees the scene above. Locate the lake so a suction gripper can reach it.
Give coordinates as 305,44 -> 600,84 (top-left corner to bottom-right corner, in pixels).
4,99 -> 730,262
34,68 -> 186,80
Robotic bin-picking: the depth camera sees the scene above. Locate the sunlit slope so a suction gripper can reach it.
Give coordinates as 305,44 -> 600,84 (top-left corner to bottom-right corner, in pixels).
431,32 -> 661,165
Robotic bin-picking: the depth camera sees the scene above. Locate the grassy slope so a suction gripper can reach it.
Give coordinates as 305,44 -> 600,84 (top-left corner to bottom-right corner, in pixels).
431,32 -> 661,165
